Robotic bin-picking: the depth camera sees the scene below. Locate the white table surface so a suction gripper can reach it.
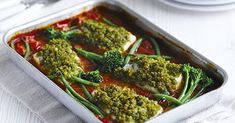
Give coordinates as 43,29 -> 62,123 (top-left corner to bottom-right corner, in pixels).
0,0 -> 235,123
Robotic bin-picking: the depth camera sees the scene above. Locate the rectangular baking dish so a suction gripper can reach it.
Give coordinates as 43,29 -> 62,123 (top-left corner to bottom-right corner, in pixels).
2,0 -> 228,122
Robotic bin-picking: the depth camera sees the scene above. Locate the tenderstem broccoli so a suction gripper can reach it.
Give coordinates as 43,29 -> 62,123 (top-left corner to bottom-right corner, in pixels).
154,64 -> 213,105
81,70 -> 103,83
76,48 -> 124,72
46,27 -> 79,40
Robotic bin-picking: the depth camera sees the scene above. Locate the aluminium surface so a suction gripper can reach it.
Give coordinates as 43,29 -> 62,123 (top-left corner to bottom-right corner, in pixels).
2,0 -> 227,123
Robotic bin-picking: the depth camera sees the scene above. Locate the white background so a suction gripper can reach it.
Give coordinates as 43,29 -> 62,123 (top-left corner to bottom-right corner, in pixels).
0,0 -> 235,122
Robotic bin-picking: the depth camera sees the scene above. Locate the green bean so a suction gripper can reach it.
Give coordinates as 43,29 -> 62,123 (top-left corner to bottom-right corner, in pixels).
80,84 -> 93,101
62,76 -> 104,117
129,54 -> 172,60
153,94 -> 182,106
124,38 -> 143,64
62,76 -> 87,102
102,17 -> 117,26
66,88 -> 104,117
47,75 -> 57,80
149,37 -> 161,55
22,38 -> 30,59
79,100 -> 105,117
72,76 -> 99,86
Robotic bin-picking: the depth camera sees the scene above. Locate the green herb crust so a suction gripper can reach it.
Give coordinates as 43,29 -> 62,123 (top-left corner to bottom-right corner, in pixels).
93,84 -> 162,123
114,56 -> 182,93
37,39 -> 82,79
77,19 -> 135,52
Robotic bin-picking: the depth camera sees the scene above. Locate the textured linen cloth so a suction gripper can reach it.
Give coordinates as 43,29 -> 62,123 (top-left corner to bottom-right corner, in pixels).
180,95 -> 235,123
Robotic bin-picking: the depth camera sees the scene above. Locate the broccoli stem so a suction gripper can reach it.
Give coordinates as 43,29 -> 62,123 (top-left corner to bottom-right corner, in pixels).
72,76 -> 99,86
191,79 -> 213,100
181,74 -> 203,103
129,54 -> 171,60
178,65 -> 190,101
75,48 -> 103,62
153,94 -> 182,105
190,89 -> 203,101
62,76 -> 104,117
102,17 -> 117,26
149,37 -> 161,56
80,84 -> 93,101
124,38 -> 143,64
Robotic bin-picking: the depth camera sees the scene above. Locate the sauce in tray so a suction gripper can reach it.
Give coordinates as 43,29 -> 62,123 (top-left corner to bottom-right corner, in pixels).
8,6 -> 222,123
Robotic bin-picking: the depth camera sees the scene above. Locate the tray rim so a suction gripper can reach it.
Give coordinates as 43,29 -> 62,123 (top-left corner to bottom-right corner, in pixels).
2,0 -> 228,122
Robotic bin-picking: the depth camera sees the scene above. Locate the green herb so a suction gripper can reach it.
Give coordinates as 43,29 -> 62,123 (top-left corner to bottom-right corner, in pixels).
81,70 -> 103,83
124,38 -> 143,65
102,17 -> 117,26
93,85 -> 162,122
77,19 -> 135,52
115,56 -> 182,93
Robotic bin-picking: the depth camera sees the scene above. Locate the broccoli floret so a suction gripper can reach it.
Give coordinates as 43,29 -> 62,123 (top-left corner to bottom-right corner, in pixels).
101,50 -> 124,72
76,48 -> 124,72
46,27 -> 79,40
81,70 -> 103,83
179,64 -> 214,103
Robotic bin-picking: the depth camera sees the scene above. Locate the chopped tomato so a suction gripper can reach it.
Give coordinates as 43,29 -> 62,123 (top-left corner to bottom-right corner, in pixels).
158,99 -> 166,105
15,43 -> 25,56
85,10 -> 100,21
12,38 -> 21,44
76,18 -> 83,27
96,116 -> 113,123
25,35 -> 42,51
137,46 -> 155,55
55,19 -> 71,30
137,39 -> 155,55
142,39 -> 153,49
29,40 -> 41,51
25,35 -> 35,42
110,18 -> 123,26
138,89 -> 151,97
100,118 -> 113,123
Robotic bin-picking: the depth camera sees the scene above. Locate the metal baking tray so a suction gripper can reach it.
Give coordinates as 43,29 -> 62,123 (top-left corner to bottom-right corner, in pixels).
2,0 -> 228,122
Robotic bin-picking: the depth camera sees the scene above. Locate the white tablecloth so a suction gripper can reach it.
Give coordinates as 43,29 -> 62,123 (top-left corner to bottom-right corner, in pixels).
0,0 -> 235,123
